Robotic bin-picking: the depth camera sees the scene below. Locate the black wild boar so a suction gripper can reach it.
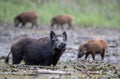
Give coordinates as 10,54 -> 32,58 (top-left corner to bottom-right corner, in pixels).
14,11 -> 39,28
50,14 -> 74,29
5,31 -> 67,66
78,38 -> 108,60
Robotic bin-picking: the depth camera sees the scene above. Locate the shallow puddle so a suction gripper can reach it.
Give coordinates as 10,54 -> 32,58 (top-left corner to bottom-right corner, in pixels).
0,26 -> 120,78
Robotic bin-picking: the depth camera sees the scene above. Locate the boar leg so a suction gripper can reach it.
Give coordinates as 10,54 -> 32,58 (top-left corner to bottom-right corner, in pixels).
85,52 -> 89,59
50,23 -> 55,29
68,22 -> 73,30
60,24 -> 64,29
31,21 -> 38,28
101,49 -> 105,60
12,54 -> 22,64
56,24 -> 59,29
21,22 -> 26,28
35,22 -> 38,28
91,53 -> 95,60
14,22 -> 20,27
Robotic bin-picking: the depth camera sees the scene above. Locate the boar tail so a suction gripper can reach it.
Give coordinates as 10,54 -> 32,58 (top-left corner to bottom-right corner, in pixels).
5,51 -> 11,64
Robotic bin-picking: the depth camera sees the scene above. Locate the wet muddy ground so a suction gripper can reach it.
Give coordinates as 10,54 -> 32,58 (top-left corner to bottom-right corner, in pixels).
0,24 -> 120,79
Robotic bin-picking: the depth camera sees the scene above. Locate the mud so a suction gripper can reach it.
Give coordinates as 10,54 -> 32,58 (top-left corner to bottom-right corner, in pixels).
0,24 -> 120,79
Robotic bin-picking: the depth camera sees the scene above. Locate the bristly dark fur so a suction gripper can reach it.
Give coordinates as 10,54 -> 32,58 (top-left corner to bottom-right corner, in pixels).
5,31 -> 67,66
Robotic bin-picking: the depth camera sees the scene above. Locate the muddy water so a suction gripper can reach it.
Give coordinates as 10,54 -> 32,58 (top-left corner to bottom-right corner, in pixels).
0,25 -> 120,78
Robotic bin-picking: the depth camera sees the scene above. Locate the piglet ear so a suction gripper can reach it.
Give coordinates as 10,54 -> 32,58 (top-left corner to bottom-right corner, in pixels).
63,31 -> 67,41
50,31 -> 56,40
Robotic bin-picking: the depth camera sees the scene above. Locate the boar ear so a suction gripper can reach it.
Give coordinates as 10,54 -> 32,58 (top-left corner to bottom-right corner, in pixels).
63,31 -> 67,41
50,31 -> 56,40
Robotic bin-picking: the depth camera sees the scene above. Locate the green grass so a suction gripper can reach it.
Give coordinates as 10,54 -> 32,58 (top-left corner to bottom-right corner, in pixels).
0,0 -> 120,28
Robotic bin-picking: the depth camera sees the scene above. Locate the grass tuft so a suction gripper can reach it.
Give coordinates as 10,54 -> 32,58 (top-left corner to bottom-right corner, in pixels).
0,0 -> 120,28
